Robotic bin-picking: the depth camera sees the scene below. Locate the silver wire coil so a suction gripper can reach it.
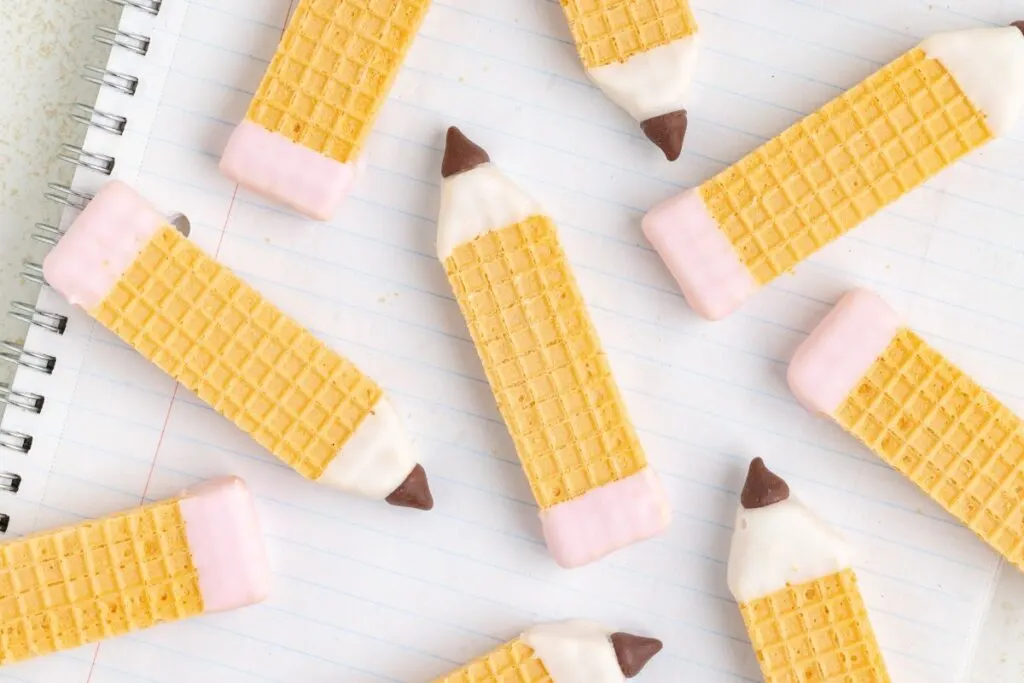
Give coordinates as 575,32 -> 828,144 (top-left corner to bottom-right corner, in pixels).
44,183 -> 92,211
71,103 -> 127,135
94,27 -> 150,57
108,0 -> 161,15
31,223 -> 64,247
0,343 -> 56,375
0,432 -> 31,456
8,303 -> 67,336
82,65 -> 138,95
19,262 -> 46,286
0,385 -> 44,415
58,144 -> 115,176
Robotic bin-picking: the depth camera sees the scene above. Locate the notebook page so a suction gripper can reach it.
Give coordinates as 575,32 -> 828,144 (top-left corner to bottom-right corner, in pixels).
3,0 -> 1024,681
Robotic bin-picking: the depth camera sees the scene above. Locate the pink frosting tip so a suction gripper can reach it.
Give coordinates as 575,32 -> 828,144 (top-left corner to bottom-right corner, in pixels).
540,469 -> 671,568
43,180 -> 164,311
642,189 -> 758,321
788,289 -> 902,416
179,476 -> 271,612
220,120 -> 360,221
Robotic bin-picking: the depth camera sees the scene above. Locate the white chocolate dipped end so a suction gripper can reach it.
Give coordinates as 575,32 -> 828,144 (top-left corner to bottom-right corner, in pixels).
318,396 -> 432,510
522,621 -> 663,681
587,36 -> 699,161
921,24 -> 1024,136
437,129 -> 542,260
727,458 -> 850,603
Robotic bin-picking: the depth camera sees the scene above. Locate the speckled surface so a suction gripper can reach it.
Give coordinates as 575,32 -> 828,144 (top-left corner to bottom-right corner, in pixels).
0,0 -> 119,387
0,1 -> 1023,680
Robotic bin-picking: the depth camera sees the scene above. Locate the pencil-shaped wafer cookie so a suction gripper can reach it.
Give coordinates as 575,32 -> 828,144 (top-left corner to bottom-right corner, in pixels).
438,128 -> 669,567
559,0 -> 700,160
0,477 -> 268,665
643,24 -> 1024,319
220,0 -> 431,220
790,289 -> 1024,570
436,621 -> 662,682
729,459 -> 890,682
42,182 -> 433,510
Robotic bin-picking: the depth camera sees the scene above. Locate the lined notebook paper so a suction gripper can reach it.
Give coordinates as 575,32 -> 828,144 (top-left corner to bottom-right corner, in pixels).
3,0 -> 1024,680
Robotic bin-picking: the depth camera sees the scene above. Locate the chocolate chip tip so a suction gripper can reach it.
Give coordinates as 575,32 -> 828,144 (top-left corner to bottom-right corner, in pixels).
740,457 -> 790,510
1013,20 -> 1024,36
441,127 -> 490,178
385,464 -> 434,511
610,632 -> 663,678
640,110 -> 687,162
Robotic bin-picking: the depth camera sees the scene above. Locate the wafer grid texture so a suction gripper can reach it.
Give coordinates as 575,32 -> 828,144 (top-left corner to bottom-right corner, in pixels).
560,0 -> 697,69
246,0 -> 431,164
837,328 -> 1024,569
93,225 -> 382,480
435,639 -> 552,683
0,500 -> 202,665
701,48 -> 992,286
739,569 -> 890,683
444,215 -> 646,509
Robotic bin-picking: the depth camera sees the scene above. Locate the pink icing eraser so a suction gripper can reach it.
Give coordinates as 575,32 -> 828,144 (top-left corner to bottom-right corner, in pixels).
220,121 -> 360,221
788,289 -> 901,416
642,189 -> 758,320
180,476 -> 271,611
540,469 -> 671,569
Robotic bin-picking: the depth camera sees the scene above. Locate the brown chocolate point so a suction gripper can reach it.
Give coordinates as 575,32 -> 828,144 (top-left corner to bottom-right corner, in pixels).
640,110 -> 687,161
1013,21 -> 1024,36
740,457 -> 790,509
386,464 -> 434,510
611,632 -> 663,677
442,127 -> 490,178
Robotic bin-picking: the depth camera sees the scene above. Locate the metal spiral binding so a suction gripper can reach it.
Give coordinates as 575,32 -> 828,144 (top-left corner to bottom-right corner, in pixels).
94,27 -> 151,57
108,0 -> 162,15
72,103 -> 127,136
58,144 -> 115,176
9,303 -> 67,336
0,385 -> 44,415
0,0 -> 158,528
19,262 -> 46,286
82,66 -> 138,96
31,223 -> 64,247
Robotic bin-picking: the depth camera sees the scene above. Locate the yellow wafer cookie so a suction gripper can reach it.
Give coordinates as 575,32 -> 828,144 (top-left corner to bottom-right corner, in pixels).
559,0 -> 700,160
0,477 -> 267,665
435,622 -> 662,682
644,24 -> 1024,319
436,129 -> 669,567
791,289 -> 1024,570
221,0 -> 432,219
43,182 -> 432,510
729,459 -> 890,682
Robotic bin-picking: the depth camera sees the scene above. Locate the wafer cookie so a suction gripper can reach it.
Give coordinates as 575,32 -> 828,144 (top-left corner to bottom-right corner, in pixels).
436,128 -> 669,567
436,621 -> 662,682
559,0 -> 700,160
644,24 -> 1024,319
221,0 -> 432,220
0,476 -> 268,665
42,181 -> 432,510
790,289 -> 1024,570
729,458 -> 890,682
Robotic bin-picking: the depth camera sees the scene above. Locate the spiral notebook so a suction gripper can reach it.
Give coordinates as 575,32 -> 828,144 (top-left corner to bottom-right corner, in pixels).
2,0 -> 1023,680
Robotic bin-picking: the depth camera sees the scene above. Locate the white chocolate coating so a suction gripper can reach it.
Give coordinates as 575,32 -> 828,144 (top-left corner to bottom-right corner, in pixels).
586,36 -> 700,122
727,497 -> 851,603
436,163 -> 542,261
317,396 -> 417,499
922,26 -> 1024,136
521,621 -> 623,683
